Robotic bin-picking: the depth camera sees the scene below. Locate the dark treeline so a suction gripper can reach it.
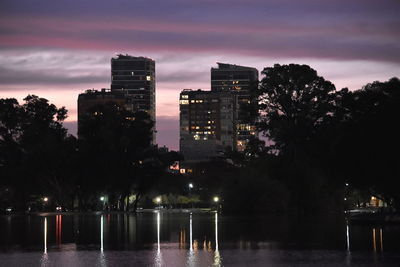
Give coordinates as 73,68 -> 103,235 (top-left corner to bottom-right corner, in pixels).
185,64 -> 400,215
1,63 -> 399,215
0,97 -> 182,212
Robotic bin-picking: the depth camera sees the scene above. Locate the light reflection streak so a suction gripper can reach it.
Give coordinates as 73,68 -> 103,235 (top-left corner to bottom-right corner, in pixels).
157,212 -> 160,251
154,211 -> 162,267
346,220 -> 350,252
213,212 -> 221,267
56,215 -> 62,246
44,217 -> 47,254
372,228 -> 376,252
215,213 -> 218,251
100,215 -> 104,252
190,213 -> 193,251
372,227 -> 384,252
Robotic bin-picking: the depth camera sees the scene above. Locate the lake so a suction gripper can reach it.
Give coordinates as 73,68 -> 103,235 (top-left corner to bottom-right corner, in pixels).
1,212 -> 400,266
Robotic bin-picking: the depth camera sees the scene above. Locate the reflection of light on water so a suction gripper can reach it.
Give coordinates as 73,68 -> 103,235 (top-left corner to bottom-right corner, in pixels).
56,215 -> 62,246
372,228 -> 384,252
99,215 -> 106,267
190,213 -> 193,251
345,220 -> 351,266
157,212 -> 160,251
213,250 -> 221,267
213,212 -> 221,267
41,252 -> 49,267
187,250 -> 196,267
215,213 -> 218,251
41,218 -> 50,267
100,215 -> 104,252
346,220 -> 350,252
372,228 -> 376,252
154,211 -> 162,267
44,217 -> 47,254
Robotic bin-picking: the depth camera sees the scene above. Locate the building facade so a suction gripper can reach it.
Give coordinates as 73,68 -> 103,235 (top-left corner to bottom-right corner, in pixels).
211,63 -> 258,151
179,89 -> 234,162
111,54 -> 156,123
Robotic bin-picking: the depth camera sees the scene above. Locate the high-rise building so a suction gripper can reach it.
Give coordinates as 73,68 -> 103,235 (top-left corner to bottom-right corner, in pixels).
211,63 -> 258,151
111,54 -> 156,122
110,54 -> 156,142
179,89 -> 234,162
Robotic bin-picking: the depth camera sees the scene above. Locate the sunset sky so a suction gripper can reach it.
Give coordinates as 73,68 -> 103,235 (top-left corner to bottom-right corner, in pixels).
1,0 -> 399,150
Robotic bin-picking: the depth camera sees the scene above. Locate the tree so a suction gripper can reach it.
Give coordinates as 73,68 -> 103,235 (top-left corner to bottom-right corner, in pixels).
334,78 -> 400,208
78,102 -> 181,212
0,95 -> 74,211
259,64 -> 337,160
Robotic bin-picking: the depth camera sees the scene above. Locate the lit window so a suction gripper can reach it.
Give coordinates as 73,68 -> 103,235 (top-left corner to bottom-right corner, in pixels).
180,169 -> 186,174
191,100 -> 195,103
181,95 -> 189,99
146,76 -> 151,81
131,72 -> 135,76
194,134 -> 200,140
180,100 -> 189,105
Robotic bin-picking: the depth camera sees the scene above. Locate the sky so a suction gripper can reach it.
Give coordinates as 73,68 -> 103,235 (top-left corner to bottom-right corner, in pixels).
1,0 -> 399,150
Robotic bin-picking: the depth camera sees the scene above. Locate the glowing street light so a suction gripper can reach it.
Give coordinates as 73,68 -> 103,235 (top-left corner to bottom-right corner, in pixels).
188,183 -> 193,189
155,196 -> 161,209
213,196 -> 219,203
43,197 -> 49,202
99,196 -> 106,211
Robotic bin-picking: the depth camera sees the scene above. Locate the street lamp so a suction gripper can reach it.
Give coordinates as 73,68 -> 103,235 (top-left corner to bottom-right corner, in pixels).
188,183 -> 194,209
42,197 -> 49,212
213,196 -> 220,212
100,196 -> 105,211
156,197 -> 161,209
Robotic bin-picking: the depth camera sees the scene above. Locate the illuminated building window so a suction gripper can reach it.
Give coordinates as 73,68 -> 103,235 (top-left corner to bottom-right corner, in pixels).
131,72 -> 135,76
181,95 -> 189,99
194,134 -> 200,140
180,100 -> 189,105
146,76 -> 151,81
191,100 -> 195,103
180,169 -> 186,174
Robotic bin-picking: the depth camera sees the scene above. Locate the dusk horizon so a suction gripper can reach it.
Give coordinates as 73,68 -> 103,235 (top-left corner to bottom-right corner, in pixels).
1,0 -> 399,150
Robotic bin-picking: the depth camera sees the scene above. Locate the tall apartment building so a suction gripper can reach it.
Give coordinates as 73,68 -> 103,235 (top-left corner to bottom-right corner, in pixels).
110,54 -> 156,142
211,63 -> 258,151
111,54 -> 156,123
179,89 -> 234,162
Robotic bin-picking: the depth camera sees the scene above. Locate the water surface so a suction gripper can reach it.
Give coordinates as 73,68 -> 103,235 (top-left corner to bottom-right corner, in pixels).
1,212 -> 399,266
